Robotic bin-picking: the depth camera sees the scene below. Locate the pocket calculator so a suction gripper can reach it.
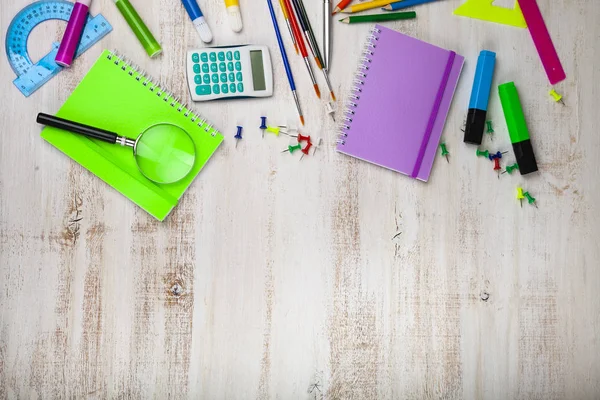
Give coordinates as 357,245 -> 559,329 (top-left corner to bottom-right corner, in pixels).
186,45 -> 273,101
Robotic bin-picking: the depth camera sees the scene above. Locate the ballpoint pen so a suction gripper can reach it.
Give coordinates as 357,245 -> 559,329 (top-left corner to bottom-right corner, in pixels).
181,0 -> 213,43
282,0 -> 321,99
291,0 -> 336,101
323,0 -> 331,70
278,0 -> 299,54
267,0 -> 305,125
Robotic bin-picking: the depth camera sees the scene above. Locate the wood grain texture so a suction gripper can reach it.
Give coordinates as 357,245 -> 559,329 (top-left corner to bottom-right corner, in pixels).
1,0 -> 600,398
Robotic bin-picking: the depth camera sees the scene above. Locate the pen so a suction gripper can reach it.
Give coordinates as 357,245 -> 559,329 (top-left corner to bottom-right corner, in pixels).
181,0 -> 213,43
324,0 -> 331,70
112,0 -> 162,57
56,0 -> 92,67
267,0 -> 305,125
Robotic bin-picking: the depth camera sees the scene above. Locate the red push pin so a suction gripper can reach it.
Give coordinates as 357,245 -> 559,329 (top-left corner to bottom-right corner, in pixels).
296,133 -> 311,143
300,141 -> 313,161
493,158 -> 501,179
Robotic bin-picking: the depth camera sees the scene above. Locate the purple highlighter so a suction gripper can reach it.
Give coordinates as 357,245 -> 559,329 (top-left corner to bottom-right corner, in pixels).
55,0 -> 92,67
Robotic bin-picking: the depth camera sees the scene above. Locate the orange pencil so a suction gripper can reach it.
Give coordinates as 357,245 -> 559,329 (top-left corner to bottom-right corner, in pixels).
281,0 -> 321,98
332,0 -> 352,14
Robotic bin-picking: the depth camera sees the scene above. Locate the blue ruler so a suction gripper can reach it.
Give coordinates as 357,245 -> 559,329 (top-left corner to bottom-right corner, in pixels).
5,1 -> 112,97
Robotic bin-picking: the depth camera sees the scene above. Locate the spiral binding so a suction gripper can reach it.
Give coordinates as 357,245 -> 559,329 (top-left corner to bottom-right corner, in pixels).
106,50 -> 216,136
336,27 -> 381,146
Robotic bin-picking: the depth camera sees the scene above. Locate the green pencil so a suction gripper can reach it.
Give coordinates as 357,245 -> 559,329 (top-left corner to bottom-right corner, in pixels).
339,11 -> 416,24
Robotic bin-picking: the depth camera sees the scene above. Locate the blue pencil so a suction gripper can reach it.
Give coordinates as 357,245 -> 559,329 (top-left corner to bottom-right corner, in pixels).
383,0 -> 439,11
266,0 -> 305,125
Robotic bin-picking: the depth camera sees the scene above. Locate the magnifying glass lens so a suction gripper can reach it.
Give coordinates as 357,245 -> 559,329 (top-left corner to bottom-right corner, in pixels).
134,124 -> 196,184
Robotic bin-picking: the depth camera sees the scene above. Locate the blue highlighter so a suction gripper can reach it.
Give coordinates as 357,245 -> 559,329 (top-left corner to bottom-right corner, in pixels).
464,50 -> 496,145
181,0 -> 213,43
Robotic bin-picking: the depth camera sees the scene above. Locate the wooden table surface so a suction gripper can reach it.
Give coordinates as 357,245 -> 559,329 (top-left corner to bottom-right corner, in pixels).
1,0 -> 599,398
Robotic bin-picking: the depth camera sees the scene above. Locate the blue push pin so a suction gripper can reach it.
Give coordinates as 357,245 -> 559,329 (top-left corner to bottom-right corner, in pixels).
488,151 -> 508,161
234,126 -> 243,148
260,117 -> 267,138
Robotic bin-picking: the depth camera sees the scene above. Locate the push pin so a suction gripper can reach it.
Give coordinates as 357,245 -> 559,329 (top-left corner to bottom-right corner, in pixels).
439,142 -> 449,163
486,120 -> 494,140
266,125 -> 290,137
260,117 -> 267,138
295,133 -> 311,143
476,149 -> 490,159
234,126 -> 243,148
282,143 -> 302,154
502,163 -> 519,175
493,158 -> 501,178
524,191 -> 538,208
325,102 -> 336,122
549,89 -> 565,106
489,151 -> 508,161
517,187 -> 525,208
300,141 -> 313,161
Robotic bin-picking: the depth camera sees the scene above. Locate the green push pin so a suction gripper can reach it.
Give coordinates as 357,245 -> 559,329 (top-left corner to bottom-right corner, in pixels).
440,143 -> 449,163
523,191 -> 538,208
476,149 -> 490,159
502,163 -> 519,175
486,120 -> 494,141
282,144 -> 302,154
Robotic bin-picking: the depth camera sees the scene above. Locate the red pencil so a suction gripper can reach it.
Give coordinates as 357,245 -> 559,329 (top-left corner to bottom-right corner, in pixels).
332,0 -> 352,14
281,0 -> 321,98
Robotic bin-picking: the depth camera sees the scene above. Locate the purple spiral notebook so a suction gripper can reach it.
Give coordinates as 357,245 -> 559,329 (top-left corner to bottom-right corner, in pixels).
337,25 -> 464,181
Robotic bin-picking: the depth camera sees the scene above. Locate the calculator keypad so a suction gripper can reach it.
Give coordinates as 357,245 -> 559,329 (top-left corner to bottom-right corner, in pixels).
192,51 -> 246,97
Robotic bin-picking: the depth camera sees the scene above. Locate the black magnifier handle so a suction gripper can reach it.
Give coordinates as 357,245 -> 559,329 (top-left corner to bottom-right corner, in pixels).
37,113 -> 118,144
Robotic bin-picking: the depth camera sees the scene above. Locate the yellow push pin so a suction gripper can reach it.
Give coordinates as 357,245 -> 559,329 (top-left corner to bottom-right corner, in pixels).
549,89 -> 565,106
517,187 -> 525,208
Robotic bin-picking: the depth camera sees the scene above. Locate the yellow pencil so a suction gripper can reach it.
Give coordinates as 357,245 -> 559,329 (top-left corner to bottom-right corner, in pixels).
341,0 -> 394,13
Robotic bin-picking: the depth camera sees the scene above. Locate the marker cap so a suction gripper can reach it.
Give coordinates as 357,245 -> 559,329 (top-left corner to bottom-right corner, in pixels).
114,0 -> 162,58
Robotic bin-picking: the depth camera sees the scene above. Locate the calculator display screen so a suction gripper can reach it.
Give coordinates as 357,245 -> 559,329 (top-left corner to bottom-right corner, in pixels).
250,50 -> 266,91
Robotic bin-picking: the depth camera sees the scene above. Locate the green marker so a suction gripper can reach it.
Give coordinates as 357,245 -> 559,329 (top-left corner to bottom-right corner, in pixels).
498,82 -> 538,175
113,0 -> 162,58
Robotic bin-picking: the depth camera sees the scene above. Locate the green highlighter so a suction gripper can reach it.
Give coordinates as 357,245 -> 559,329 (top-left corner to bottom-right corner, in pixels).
498,82 -> 538,175
113,0 -> 162,58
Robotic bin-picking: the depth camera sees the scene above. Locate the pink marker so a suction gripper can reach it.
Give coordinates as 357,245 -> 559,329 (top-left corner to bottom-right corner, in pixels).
55,0 -> 92,67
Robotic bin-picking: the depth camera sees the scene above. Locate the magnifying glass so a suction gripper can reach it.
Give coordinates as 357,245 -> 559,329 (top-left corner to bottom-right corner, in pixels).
37,113 -> 196,184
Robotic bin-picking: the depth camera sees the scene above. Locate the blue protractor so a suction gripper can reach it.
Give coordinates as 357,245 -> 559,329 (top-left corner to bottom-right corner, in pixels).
5,0 -> 112,97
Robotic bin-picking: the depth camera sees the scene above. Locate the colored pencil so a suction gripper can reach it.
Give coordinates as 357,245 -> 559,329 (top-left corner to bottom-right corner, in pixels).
341,0 -> 393,13
332,0 -> 352,14
290,0 -> 337,101
281,0 -> 321,99
340,11 -> 416,23
383,0 -> 438,11
266,0 -> 305,125
278,0 -> 299,54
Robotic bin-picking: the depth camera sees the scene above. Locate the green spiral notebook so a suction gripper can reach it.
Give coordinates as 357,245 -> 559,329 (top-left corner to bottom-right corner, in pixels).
41,50 -> 223,221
